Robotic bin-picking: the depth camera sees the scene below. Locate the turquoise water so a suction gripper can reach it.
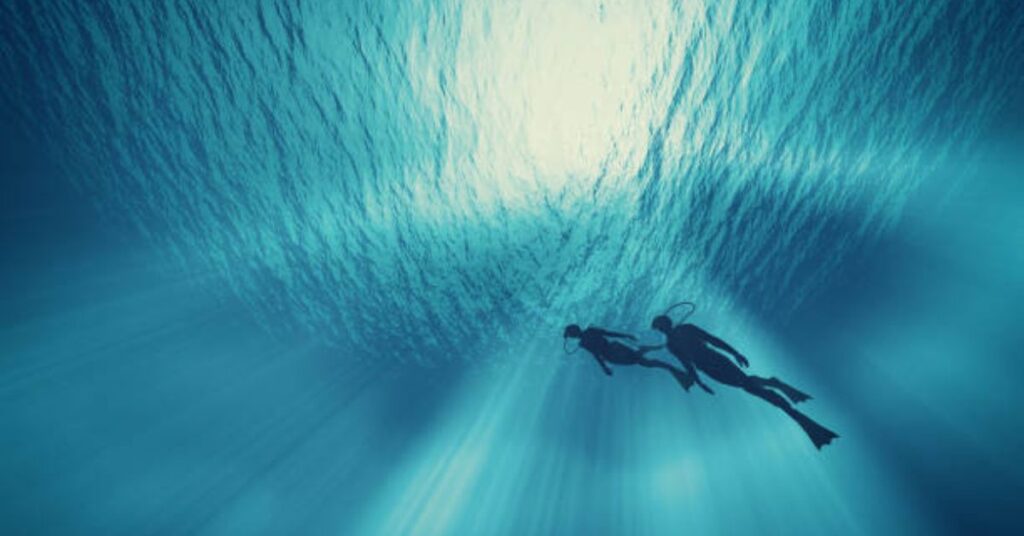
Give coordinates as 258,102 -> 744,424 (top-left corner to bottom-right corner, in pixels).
2,1 -> 1023,534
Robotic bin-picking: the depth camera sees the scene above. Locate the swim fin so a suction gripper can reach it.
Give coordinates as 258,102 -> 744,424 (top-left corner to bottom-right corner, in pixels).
793,412 -> 839,449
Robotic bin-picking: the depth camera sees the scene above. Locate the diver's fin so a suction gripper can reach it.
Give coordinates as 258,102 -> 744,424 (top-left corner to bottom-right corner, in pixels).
672,370 -> 694,392
772,378 -> 813,404
793,413 -> 839,449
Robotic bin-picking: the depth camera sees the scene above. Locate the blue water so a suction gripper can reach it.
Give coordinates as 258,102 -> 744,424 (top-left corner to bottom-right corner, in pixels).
2,1 -> 1023,534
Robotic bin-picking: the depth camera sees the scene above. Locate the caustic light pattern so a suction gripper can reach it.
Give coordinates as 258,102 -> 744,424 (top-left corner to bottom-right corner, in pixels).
2,0 -> 1018,364
2,1 -> 1024,535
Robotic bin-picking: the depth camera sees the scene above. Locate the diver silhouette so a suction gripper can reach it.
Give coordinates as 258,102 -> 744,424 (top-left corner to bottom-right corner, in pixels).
563,324 -> 698,391
651,315 -> 839,449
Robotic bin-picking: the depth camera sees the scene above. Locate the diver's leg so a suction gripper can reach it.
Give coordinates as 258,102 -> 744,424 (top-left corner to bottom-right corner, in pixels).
742,382 -> 837,449
770,377 -> 812,403
749,375 -> 812,403
742,381 -> 794,412
636,357 -> 699,392
636,357 -> 679,371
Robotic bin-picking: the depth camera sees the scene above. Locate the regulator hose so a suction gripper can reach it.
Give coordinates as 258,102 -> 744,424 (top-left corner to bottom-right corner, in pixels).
663,301 -> 697,323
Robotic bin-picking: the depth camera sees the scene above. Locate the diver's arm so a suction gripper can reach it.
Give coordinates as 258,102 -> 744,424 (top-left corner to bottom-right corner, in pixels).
694,326 -> 749,367
592,328 -> 636,341
591,353 -> 613,376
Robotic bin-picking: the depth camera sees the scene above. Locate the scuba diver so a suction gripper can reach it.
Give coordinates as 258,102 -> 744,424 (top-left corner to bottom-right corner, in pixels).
563,324 -> 701,391
651,309 -> 839,449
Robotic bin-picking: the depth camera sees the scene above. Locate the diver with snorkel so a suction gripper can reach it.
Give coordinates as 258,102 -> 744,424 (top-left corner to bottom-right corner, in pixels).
562,324 -> 703,391
650,302 -> 838,449
562,302 -> 839,450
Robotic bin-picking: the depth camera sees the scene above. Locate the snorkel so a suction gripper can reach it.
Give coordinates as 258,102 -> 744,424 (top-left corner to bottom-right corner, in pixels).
664,301 -> 697,323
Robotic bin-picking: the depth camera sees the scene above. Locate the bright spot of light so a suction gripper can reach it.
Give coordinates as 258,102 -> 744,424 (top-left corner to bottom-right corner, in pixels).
651,456 -> 702,503
407,0 -> 685,212
477,1 -> 656,182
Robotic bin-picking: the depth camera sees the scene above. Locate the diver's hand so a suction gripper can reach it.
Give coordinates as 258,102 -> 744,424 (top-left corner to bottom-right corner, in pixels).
698,381 -> 715,395
603,367 -> 614,377
735,354 -> 750,368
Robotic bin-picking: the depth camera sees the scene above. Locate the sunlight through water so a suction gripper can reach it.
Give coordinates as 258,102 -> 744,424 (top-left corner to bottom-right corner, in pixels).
2,0 -> 1016,363
2,0 -> 1023,534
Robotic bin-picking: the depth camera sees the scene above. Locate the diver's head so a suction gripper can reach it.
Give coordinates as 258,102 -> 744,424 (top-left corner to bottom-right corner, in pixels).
651,315 -> 672,334
563,324 -> 582,339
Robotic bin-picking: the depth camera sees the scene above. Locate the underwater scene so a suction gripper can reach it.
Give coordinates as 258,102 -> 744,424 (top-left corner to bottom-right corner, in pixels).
2,1 -> 1023,534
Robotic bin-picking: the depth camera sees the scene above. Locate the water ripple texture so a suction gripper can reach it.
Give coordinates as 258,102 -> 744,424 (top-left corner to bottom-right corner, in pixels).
2,0 -> 1020,363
